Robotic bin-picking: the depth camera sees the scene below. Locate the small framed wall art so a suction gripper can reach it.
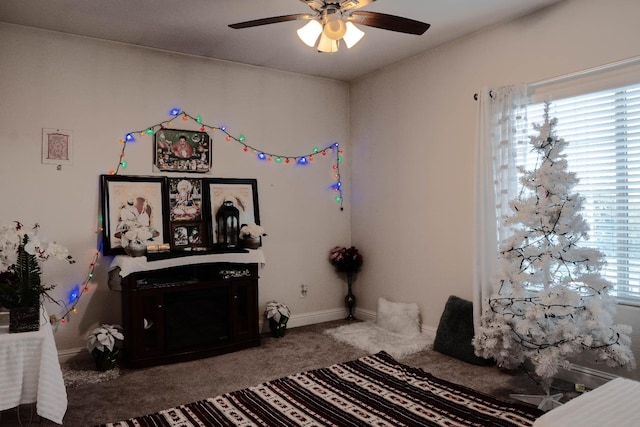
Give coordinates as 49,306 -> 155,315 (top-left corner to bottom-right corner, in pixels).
42,128 -> 73,165
170,221 -> 208,250
154,129 -> 211,173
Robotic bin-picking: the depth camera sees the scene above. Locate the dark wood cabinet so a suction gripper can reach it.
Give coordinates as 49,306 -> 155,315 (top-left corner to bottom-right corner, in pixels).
119,262 -> 260,368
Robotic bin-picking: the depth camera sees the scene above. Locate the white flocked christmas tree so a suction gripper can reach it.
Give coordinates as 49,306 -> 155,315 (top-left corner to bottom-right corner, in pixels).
473,101 -> 635,407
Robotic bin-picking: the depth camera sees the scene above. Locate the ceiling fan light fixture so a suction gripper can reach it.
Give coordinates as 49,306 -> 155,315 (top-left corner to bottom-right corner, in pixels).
323,14 -> 347,40
297,19 -> 323,47
317,32 -> 338,53
343,22 -> 365,48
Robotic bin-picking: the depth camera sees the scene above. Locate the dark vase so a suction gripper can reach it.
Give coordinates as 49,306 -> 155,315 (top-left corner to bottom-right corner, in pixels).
92,348 -> 119,371
345,272 -> 356,321
9,305 -> 40,333
241,236 -> 261,249
269,316 -> 288,338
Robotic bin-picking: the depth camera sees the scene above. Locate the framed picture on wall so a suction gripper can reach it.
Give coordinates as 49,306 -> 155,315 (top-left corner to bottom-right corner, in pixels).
170,221 -> 207,250
42,128 -> 73,165
204,178 -> 260,244
100,175 -> 169,255
153,129 -> 211,173
168,177 -> 203,221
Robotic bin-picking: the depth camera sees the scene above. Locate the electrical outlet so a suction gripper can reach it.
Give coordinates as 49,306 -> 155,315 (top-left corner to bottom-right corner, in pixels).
300,284 -> 308,298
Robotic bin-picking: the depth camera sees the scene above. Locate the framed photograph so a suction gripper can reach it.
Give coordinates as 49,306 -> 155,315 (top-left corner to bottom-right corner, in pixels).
205,178 -> 260,244
154,129 -> 211,173
170,222 -> 207,249
100,175 -> 169,255
42,128 -> 73,165
168,178 -> 203,221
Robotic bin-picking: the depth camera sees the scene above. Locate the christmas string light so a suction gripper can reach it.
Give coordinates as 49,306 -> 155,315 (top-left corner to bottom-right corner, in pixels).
49,249 -> 100,327
110,109 -> 344,210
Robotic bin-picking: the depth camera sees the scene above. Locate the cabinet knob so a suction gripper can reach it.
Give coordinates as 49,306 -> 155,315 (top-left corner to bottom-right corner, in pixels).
158,304 -> 163,308
233,295 -> 238,299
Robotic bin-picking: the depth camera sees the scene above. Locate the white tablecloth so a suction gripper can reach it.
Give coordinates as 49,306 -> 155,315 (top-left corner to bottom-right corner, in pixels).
533,377 -> 640,427
0,307 -> 67,424
108,249 -> 266,289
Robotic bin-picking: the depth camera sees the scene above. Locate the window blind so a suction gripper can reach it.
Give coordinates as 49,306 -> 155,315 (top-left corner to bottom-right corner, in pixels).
521,82 -> 640,305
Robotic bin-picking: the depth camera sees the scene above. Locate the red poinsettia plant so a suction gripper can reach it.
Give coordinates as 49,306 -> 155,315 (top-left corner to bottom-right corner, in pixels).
329,246 -> 363,273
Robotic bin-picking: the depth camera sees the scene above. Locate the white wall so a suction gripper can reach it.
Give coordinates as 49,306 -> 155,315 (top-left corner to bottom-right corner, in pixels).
350,0 -> 640,380
0,23 -> 351,351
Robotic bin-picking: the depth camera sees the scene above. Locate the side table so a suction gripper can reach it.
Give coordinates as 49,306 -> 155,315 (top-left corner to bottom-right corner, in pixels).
0,307 -> 67,424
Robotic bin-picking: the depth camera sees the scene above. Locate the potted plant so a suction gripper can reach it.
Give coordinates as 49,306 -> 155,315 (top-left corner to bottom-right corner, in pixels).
265,300 -> 290,338
85,324 -> 124,371
239,223 -> 266,249
0,221 -> 74,332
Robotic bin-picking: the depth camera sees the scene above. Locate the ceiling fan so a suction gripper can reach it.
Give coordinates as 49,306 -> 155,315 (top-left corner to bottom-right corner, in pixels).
229,0 -> 430,53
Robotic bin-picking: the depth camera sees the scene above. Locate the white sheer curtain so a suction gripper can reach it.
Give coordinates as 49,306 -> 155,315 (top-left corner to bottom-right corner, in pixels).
472,85 -> 529,331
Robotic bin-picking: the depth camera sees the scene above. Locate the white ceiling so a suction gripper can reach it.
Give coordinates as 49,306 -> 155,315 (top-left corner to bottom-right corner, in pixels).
0,0 -> 563,82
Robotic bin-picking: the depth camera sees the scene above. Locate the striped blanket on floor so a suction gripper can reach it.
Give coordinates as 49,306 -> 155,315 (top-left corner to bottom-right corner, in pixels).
101,351 -> 542,426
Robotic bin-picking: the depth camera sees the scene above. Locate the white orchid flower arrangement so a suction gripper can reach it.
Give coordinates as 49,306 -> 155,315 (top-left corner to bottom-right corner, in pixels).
85,324 -> 124,354
0,221 -> 73,270
240,223 -> 266,239
265,300 -> 290,323
0,221 -> 74,309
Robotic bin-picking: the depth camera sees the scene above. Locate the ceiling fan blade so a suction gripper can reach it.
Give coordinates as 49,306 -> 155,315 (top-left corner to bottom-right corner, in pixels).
229,14 -> 310,29
350,11 -> 430,35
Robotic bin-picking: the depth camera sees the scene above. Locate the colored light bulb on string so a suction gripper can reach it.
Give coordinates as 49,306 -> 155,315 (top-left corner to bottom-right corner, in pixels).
146,128 -> 154,135
226,136 -> 231,142
276,157 -> 282,163
313,147 -> 319,153
257,152 -> 266,160
68,285 -> 80,304
125,133 -> 135,142
297,157 -> 308,165
169,108 -> 181,115
121,161 -> 128,168
239,134 -> 246,142
196,115 -> 202,123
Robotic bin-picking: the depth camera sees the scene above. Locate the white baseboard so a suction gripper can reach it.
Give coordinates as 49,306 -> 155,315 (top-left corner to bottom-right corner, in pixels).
58,346 -> 90,364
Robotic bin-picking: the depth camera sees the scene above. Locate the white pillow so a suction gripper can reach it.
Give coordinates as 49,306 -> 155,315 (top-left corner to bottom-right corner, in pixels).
376,297 -> 421,336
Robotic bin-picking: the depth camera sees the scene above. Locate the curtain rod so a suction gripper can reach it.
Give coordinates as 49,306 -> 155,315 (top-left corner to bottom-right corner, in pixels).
529,54 -> 640,90
473,54 -> 640,100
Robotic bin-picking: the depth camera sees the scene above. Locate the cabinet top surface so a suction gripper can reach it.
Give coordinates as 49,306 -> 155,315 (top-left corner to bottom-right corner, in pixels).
109,249 -> 266,278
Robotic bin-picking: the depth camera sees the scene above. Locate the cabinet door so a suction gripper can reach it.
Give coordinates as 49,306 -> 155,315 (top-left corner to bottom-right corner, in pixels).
126,291 -> 165,360
232,279 -> 258,341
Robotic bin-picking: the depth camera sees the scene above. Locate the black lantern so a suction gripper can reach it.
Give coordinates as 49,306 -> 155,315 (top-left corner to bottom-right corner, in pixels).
216,200 -> 240,248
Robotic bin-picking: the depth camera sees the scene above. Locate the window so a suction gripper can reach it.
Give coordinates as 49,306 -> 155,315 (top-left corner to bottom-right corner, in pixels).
519,82 -> 640,305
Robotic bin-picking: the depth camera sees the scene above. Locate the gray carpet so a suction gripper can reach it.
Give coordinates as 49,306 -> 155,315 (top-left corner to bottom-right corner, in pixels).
1,320 -> 577,426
